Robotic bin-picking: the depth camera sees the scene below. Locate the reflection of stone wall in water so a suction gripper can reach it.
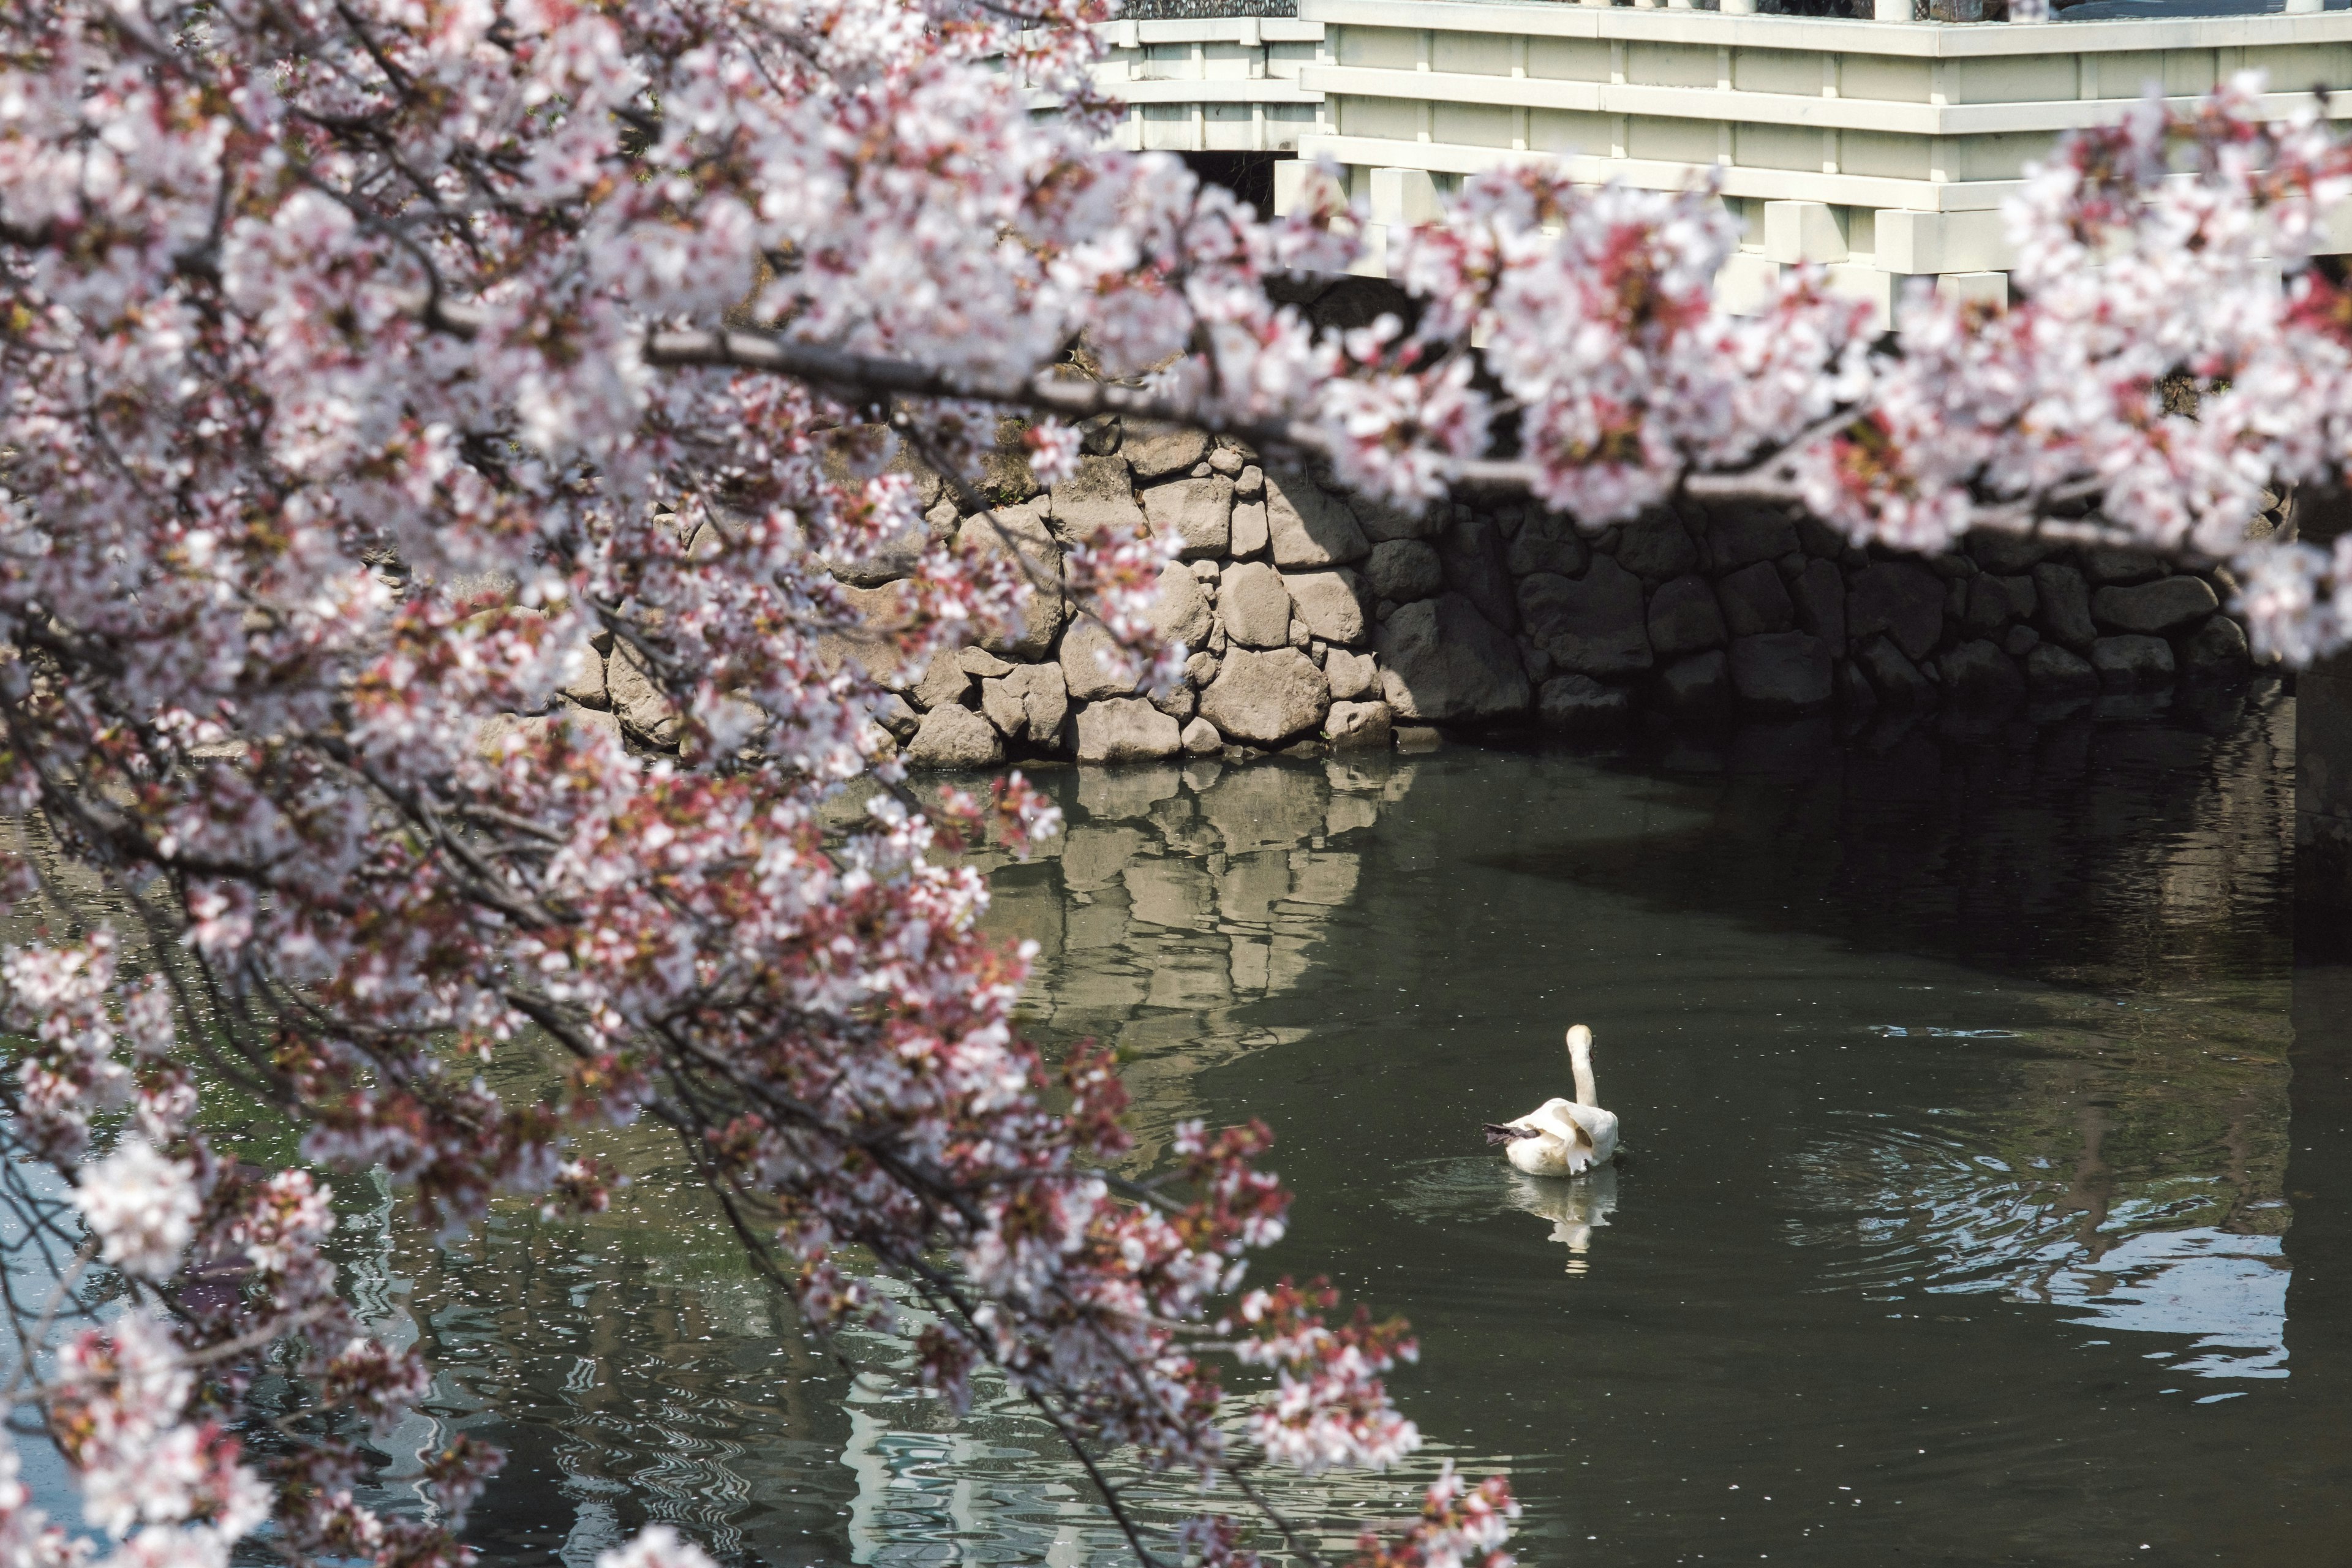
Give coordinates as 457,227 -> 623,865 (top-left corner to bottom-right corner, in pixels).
974,754 -> 1403,1165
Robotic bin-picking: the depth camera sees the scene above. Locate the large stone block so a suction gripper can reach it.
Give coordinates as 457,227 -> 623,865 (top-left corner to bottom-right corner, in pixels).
1847,562 -> 1945,662
1366,538 -> 1444,603
957,500 -> 1066,658
1198,647 -> 1332,745
980,663 -> 1070,744
1142,476 -> 1234,559
913,650 -> 974,710
1152,564 -> 1214,649
1613,508 -> 1700,579
1230,500 -> 1270,557
1647,575 -> 1727,657
1729,631 -> 1833,710
1325,699 -> 1395,750
1940,638 -> 2026,707
1266,468 -> 1370,567
907,703 -> 1005,768
1789,559 -> 1845,650
2091,633 -> 2175,689
1656,650 -> 1731,709
1124,423 -> 1211,481
1703,503 -> 1801,571
1374,592 -> 1531,722
1074,696 -> 1183,762
1324,648 -> 1381,701
1349,494 -> 1439,543
1717,560 -> 1796,636
1507,514 -> 1590,578
1440,516 -> 1519,634
2032,562 -> 2098,650
608,642 -> 681,746
2180,614 -> 2252,678
1856,633 -> 1933,706
2025,643 -> 2099,695
1286,569 -> 1370,645
2081,547 -> 2168,586
1518,557 -> 1652,676
1060,616 -> 1140,702
1219,561 -> 1295,649
1963,572 -> 2037,636
1047,454 -> 1147,546
1968,531 -> 2063,575
2092,576 -> 2218,635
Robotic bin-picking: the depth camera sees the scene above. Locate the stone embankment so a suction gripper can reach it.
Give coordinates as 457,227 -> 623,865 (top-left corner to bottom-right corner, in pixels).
800,415 -> 2255,769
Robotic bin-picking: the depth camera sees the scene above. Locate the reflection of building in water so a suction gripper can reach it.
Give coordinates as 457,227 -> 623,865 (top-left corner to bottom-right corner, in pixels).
977,755 -> 1409,1163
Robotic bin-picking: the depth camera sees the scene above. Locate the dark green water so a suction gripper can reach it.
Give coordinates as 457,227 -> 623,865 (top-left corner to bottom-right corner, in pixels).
361,684 -> 2352,1568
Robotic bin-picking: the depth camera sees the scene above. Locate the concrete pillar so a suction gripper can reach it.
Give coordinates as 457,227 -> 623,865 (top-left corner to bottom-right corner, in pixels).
2297,489 -> 2352,912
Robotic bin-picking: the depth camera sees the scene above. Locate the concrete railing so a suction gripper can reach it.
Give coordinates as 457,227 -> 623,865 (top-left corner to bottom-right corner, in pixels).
1267,0 -> 2352,321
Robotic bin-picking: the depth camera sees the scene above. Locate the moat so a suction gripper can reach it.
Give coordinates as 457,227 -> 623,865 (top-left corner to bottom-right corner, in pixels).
344,683 -> 2350,1567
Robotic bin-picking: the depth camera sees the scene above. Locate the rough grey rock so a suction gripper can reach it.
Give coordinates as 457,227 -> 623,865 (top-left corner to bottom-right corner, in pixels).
1847,562 -> 1946,661
1940,639 -> 2027,707
1325,699 -> 1395,750
1046,455 -> 1146,546
1286,569 -> 1369,645
2025,643 -> 2100,695
1324,648 -> 1381,701
2092,576 -> 2218,635
1348,493 -> 1437,543
1365,538 -> 1444,603
907,703 -> 1005,767
1439,516 -> 1519,634
1374,593 -> 1532,722
1266,468 -> 1370,566
826,518 -> 930,587
1150,682 -> 1196,720
1716,560 -> 1796,636
1235,465 -> 1265,500
1789,559 -> 1846,651
2179,613 -> 2252,678
1656,650 -> 1732,709
1059,616 -> 1140,702
1969,532 -> 2064,574
608,643 -> 682,746
2004,624 -> 2041,657
1729,631 -> 1833,710
1152,564 -> 1215,649
2031,562 -> 2098,650
2081,548 -> 2168,586
1703,504 -> 1802,571
1183,650 -> 1221,688
1856,634 -> 1934,705
820,579 -> 924,688
1142,475 -> 1234,560
1229,500 -> 1270,557
1125,424 -> 1211,481
958,500 -> 1066,658
1506,514 -> 1589,578
980,663 -> 1070,744
1964,573 -> 2037,635
1519,557 -> 1653,676
1198,646 -> 1332,744
1835,658 -> 1877,712
874,692 -> 921,741
954,646 -> 1011,680
1074,697 -> 1183,762
1218,561 -> 1295,649
1647,574 -> 1727,657
1180,715 -> 1223,756
1208,443 -> 1245,477
2091,633 -> 2176,689
1538,674 -> 1630,729
559,645 -> 608,710
1613,509 -> 1700,579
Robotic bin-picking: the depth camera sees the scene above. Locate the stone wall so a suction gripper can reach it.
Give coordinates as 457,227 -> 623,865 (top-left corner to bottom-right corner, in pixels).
824,414 -> 2256,769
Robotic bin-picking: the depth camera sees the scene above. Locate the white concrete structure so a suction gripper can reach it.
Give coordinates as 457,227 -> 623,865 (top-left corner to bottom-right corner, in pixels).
1093,9 -> 1330,153
1120,1 -> 2352,322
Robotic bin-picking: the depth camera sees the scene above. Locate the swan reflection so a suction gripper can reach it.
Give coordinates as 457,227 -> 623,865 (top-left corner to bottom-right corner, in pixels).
1506,1167 -> 1619,1273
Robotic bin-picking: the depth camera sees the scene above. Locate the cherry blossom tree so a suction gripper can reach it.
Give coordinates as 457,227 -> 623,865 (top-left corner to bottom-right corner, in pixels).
0,1 -> 2346,1566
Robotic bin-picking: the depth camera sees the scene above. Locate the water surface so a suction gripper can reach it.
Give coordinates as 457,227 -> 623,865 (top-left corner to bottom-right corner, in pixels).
372,685 -> 2350,1567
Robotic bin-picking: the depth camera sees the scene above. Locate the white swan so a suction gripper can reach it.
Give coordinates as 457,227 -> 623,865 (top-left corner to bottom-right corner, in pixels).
1483,1025 -> 1621,1177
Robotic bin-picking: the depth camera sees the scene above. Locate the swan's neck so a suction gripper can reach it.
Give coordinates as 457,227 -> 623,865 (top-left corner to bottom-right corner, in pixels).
1569,1042 -> 1598,1108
